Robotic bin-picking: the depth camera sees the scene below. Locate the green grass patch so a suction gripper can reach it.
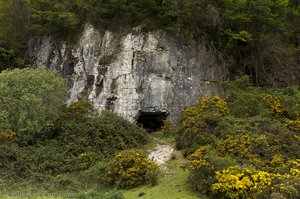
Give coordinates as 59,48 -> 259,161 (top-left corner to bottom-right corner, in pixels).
121,151 -> 207,199
0,132 -> 203,199
142,131 -> 175,150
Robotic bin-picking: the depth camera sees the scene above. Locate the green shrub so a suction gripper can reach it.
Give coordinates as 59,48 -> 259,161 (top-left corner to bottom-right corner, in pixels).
177,96 -> 229,156
107,149 -> 159,188
0,68 -> 67,145
56,109 -> 148,157
80,161 -> 110,186
187,146 -> 238,194
224,76 -> 269,118
0,102 -> 148,181
175,76 -> 300,197
218,132 -> 254,160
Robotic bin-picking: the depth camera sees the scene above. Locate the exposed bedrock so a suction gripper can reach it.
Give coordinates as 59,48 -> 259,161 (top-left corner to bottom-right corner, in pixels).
28,25 -> 226,122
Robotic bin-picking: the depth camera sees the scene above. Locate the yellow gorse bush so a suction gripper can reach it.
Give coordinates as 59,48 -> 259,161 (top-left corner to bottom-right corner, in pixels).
77,152 -> 88,159
293,134 -> 300,142
270,154 -> 285,168
284,118 -> 300,131
107,149 -> 159,188
271,160 -> 300,198
287,159 -> 300,167
0,129 -> 16,141
211,160 -> 300,198
183,96 -> 229,132
188,145 -> 210,170
211,166 -> 272,199
261,94 -> 284,115
199,96 -> 230,115
218,132 -> 253,159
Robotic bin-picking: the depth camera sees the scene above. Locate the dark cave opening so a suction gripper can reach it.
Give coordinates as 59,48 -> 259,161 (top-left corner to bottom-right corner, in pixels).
137,112 -> 168,132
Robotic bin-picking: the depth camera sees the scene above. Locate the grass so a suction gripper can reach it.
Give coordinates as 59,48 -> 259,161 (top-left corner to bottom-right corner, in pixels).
0,177 -> 79,199
0,132 -> 207,199
121,131 -> 207,199
121,151 -> 207,199
0,195 -> 64,199
142,131 -> 175,150
0,185 -> 72,199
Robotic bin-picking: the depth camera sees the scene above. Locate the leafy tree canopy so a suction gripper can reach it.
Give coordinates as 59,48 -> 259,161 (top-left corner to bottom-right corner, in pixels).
0,67 -> 67,144
0,0 -> 299,85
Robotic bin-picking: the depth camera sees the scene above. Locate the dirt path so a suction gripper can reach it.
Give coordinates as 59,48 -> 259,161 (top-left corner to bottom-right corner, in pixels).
148,144 -> 174,164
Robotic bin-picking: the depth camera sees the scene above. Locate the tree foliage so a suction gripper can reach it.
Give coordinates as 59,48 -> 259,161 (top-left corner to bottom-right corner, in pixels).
0,0 -> 30,70
29,0 -> 81,39
0,0 -> 299,85
0,68 -> 67,144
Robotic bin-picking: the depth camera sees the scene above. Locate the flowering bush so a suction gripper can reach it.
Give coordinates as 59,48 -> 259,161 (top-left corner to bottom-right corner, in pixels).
183,96 -> 229,132
270,154 -> 285,168
107,149 -> 159,188
65,100 -> 93,119
218,132 -> 253,160
187,145 -> 215,193
284,118 -> 300,131
188,146 -> 211,170
177,78 -> 300,197
177,96 -> 229,155
0,129 -> 16,142
211,166 -> 272,199
269,159 -> 300,198
261,94 -> 284,116
199,96 -> 230,115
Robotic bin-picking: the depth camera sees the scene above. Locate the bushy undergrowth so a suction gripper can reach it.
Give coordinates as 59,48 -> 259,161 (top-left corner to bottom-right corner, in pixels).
0,68 -> 153,192
106,149 -> 159,188
176,76 -> 300,198
0,98 -> 148,188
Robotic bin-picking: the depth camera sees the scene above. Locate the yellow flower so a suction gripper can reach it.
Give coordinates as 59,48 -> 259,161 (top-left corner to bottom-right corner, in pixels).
284,118 -> 300,131
0,129 -> 16,141
78,152 -> 87,159
211,166 -> 272,199
261,94 -> 284,115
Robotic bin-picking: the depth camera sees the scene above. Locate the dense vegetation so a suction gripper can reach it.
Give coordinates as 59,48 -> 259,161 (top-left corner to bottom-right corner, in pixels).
1,69 -> 299,198
0,68 -> 67,145
0,68 -> 155,197
175,76 -> 300,198
1,1 -> 300,198
0,0 -> 300,85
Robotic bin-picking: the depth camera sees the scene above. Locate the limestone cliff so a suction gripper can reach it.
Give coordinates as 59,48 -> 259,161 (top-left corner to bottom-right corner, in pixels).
28,25 -> 226,122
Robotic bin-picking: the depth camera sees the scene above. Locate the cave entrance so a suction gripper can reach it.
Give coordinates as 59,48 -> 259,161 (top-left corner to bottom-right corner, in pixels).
137,112 -> 168,132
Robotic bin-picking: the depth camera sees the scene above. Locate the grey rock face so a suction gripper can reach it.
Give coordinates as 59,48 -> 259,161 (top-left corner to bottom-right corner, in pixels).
28,25 -> 226,121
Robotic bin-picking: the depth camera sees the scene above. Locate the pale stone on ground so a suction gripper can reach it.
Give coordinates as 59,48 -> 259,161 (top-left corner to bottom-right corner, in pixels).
148,144 -> 174,164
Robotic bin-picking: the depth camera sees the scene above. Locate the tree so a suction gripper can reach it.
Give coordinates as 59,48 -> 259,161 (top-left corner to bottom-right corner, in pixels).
29,0 -> 81,39
0,68 -> 67,144
218,0 -> 294,85
0,0 -> 30,71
